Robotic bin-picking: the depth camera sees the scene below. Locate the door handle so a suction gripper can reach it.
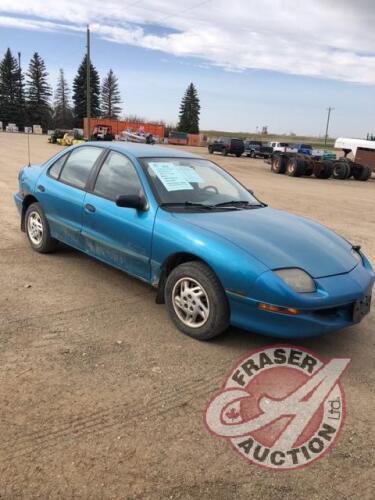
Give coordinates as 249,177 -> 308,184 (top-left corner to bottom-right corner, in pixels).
85,203 -> 96,213
37,185 -> 45,192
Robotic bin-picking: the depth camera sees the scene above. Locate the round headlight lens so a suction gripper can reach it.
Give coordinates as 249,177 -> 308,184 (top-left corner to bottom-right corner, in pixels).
274,268 -> 316,293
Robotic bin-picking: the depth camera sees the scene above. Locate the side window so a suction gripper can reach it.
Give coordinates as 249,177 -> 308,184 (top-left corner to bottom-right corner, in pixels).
59,146 -> 102,189
48,153 -> 68,179
93,151 -> 143,201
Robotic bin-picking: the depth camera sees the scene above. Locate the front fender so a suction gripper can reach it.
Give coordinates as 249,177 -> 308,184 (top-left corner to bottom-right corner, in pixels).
151,209 -> 268,295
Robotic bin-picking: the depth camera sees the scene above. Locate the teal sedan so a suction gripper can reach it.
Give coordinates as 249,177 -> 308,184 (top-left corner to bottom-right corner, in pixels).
14,143 -> 374,340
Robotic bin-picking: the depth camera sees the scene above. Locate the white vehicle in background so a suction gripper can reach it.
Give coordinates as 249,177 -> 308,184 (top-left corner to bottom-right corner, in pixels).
335,137 -> 375,175
120,129 -> 156,144
269,141 -> 292,153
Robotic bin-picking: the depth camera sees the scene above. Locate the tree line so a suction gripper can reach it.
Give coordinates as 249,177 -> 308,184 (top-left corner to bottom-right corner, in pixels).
0,48 -> 122,131
0,47 -> 201,134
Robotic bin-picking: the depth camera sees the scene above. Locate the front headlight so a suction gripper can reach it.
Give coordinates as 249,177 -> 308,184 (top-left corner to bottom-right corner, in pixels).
274,268 -> 316,293
351,248 -> 362,265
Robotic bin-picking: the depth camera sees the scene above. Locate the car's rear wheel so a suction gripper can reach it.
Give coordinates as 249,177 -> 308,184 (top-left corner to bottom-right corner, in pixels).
25,203 -> 58,253
235,152 -> 242,157
165,261 -> 229,340
208,145 -> 213,154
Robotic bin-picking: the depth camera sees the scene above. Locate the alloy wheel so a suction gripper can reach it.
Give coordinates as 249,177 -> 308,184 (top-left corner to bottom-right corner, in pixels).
27,211 -> 44,245
172,277 -> 210,328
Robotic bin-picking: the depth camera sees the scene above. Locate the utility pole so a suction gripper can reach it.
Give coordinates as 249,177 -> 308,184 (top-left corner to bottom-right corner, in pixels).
17,52 -> 24,129
86,25 -> 91,138
324,107 -> 334,146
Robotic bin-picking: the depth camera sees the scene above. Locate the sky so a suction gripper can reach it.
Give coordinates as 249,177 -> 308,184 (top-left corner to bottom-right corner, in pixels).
0,0 -> 375,137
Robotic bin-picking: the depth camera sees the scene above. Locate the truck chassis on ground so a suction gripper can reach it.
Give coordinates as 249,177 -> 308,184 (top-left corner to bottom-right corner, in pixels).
270,152 -> 372,181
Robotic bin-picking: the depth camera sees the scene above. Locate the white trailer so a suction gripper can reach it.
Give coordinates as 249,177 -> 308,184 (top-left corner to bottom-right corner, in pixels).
335,137 -> 375,175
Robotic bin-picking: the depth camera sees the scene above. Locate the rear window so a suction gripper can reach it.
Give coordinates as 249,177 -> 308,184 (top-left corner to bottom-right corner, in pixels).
48,153 -> 68,179
231,139 -> 244,145
301,144 -> 312,149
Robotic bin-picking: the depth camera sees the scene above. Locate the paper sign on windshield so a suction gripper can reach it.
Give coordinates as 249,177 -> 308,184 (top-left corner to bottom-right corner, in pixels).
180,166 -> 203,183
149,162 -> 201,191
149,162 -> 193,191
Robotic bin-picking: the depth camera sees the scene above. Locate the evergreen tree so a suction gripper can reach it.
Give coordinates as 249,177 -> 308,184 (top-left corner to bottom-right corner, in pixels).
101,69 -> 122,119
26,52 -> 52,131
53,68 -> 73,129
72,55 -> 100,127
0,48 -> 24,128
177,82 -> 200,134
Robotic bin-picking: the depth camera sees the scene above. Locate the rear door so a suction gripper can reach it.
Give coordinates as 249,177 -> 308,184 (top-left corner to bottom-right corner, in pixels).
81,150 -> 154,281
36,146 -> 104,249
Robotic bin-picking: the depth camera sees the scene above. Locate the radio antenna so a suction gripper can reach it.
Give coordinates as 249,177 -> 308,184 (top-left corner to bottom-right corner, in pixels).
27,128 -> 31,167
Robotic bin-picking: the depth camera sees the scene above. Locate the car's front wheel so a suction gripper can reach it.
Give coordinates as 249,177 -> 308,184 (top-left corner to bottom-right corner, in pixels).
165,261 -> 229,340
25,203 -> 58,253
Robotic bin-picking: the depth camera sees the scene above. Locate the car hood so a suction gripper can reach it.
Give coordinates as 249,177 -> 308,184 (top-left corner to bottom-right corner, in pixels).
172,207 -> 356,278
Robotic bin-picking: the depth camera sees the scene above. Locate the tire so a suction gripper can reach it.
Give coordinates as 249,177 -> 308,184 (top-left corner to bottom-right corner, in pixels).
271,154 -> 287,174
286,157 -> 305,177
236,153 -> 242,157
304,163 -> 314,176
25,202 -> 58,253
313,160 -> 333,179
352,164 -> 371,181
208,145 -> 213,154
332,161 -> 351,179
250,151 -> 255,158
165,261 -> 230,340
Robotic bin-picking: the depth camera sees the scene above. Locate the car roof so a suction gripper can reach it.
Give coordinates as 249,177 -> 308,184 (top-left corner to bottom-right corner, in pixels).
84,141 -> 203,159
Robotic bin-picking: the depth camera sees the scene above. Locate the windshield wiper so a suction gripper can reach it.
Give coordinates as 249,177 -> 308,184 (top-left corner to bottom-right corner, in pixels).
159,202 -> 214,209
159,201 -> 242,210
213,200 -> 264,208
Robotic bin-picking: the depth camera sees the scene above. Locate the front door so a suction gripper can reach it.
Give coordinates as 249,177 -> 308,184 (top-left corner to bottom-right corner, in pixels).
82,150 -> 154,281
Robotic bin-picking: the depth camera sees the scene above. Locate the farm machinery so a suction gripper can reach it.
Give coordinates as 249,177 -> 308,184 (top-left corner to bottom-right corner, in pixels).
270,152 -> 372,181
48,129 -> 85,146
91,124 -> 114,141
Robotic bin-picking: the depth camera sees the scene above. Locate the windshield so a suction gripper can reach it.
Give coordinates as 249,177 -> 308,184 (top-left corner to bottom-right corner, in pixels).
142,158 -> 261,209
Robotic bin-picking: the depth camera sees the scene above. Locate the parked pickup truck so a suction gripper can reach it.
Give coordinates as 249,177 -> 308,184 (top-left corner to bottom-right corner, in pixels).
244,140 -> 273,158
269,141 -> 291,153
208,137 -> 245,157
290,143 -> 313,155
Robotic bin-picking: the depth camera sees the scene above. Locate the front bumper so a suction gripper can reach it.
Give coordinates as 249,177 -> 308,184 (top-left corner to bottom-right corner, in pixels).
227,260 -> 374,338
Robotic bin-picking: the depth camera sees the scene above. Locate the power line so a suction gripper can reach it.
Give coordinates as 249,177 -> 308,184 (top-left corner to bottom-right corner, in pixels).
116,0 -> 212,26
158,0 -> 212,23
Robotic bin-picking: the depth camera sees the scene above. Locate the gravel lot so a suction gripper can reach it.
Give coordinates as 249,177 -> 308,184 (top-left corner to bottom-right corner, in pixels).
0,133 -> 374,499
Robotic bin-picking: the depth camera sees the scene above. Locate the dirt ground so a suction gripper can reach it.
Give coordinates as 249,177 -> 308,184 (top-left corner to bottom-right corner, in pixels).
0,133 -> 374,499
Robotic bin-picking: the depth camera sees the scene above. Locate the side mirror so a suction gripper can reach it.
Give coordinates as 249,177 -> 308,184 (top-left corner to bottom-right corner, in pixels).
116,194 -> 147,211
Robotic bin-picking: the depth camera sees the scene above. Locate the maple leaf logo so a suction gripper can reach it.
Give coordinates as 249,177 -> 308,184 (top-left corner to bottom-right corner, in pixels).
226,407 -> 240,420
